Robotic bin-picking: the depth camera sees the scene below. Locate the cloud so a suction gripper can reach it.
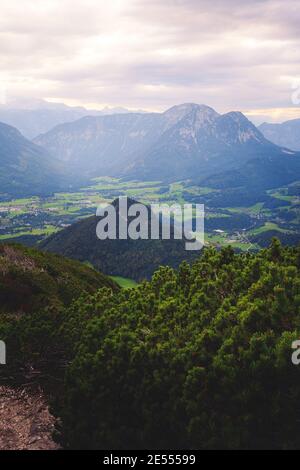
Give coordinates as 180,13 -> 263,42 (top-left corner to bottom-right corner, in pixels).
0,0 -> 299,121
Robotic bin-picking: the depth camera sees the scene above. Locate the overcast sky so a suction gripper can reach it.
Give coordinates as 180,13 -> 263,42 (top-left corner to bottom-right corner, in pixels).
0,0 -> 300,123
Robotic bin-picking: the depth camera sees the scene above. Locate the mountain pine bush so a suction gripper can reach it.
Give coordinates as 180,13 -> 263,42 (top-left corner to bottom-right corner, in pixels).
58,240 -> 300,449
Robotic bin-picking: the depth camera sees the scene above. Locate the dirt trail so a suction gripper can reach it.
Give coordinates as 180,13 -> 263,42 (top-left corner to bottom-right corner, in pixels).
0,385 -> 60,450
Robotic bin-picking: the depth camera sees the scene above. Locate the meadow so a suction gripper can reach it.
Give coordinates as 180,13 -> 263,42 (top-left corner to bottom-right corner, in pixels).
0,177 -> 298,253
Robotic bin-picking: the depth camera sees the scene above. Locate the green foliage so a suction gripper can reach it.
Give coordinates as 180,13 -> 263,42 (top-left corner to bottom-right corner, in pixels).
110,276 -> 138,289
40,207 -> 199,281
2,240 -> 300,450
57,240 -> 300,449
0,243 -> 118,316
0,244 -> 118,380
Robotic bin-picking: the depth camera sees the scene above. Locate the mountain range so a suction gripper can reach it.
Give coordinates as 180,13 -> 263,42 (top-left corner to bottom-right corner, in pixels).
0,121 -> 67,198
259,118 -> 300,151
34,103 -> 300,189
1,103 -> 299,200
0,99 -> 144,139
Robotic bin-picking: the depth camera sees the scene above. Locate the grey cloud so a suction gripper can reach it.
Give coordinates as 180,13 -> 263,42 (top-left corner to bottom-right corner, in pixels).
0,0 -> 299,120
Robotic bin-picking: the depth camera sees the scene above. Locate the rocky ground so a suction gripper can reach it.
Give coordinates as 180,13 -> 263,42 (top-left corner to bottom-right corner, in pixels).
0,386 -> 60,450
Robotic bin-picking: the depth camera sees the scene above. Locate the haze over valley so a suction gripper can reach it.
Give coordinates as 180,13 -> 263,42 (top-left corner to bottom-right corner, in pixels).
0,101 -> 299,258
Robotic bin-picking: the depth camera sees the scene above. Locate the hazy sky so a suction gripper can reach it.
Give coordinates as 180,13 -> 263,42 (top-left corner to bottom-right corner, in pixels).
0,0 -> 300,122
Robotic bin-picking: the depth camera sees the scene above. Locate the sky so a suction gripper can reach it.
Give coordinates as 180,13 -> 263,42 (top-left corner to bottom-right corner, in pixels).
0,0 -> 300,123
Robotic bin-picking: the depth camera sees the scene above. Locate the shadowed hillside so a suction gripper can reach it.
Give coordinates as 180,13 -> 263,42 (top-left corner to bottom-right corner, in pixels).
0,244 -> 118,316
40,198 -> 200,281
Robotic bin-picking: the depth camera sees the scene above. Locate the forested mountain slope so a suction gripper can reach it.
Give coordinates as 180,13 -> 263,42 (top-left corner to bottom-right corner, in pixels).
57,240 -> 300,449
2,240 -> 299,449
0,244 -> 117,316
40,198 -> 199,281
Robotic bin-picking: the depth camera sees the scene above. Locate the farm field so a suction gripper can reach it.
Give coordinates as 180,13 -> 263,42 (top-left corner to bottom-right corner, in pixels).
0,177 -> 299,250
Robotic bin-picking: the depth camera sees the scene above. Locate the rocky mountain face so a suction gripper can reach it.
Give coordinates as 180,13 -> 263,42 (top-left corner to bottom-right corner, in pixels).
259,118 -> 300,151
124,105 -> 275,181
35,111 -> 167,174
34,103 -> 299,185
0,122 -> 68,198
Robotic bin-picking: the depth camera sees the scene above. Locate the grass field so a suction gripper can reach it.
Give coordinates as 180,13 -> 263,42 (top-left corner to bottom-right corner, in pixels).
248,222 -> 291,235
1,178 -> 299,250
110,276 -> 138,288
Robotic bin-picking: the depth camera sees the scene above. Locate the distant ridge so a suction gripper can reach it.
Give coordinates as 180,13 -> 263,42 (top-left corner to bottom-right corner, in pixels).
259,118 -> 300,151
0,121 -> 67,198
34,103 -> 300,187
0,99 -> 146,139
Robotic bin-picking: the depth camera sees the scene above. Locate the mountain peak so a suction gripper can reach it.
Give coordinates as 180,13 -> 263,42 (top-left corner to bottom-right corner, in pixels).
164,102 -> 218,116
33,102 -> 299,183
163,103 -> 219,128
224,111 -> 252,123
218,111 -> 266,145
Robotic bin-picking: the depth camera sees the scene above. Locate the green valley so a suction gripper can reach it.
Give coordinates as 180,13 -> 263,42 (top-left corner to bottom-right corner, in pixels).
0,176 -> 299,252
